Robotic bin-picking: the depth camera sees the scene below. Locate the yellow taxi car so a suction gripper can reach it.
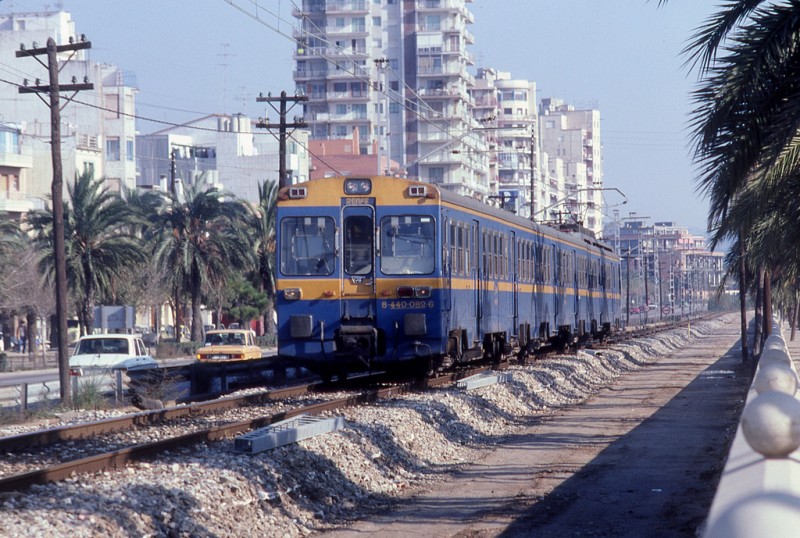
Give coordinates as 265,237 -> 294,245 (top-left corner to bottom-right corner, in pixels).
195,329 -> 262,363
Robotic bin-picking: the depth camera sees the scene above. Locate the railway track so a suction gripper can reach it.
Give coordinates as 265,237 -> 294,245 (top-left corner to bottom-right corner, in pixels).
0,366 -> 488,493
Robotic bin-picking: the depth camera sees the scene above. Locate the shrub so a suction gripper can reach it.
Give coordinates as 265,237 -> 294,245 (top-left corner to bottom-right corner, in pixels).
72,376 -> 109,410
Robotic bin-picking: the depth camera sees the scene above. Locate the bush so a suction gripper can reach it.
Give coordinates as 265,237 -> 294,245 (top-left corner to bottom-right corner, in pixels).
256,334 -> 276,348
0,353 -> 7,372
72,377 -> 109,410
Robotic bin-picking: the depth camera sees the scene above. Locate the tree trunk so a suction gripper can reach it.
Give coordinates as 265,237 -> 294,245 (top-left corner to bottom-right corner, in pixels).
792,296 -> 799,342
190,260 -> 203,343
753,266 -> 764,357
738,243 -> 749,362
763,268 -> 772,340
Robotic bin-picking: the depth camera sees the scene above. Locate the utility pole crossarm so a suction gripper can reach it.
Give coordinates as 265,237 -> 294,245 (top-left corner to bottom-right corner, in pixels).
15,40 -> 92,57
16,36 -> 93,407
19,83 -> 94,93
255,91 -> 309,188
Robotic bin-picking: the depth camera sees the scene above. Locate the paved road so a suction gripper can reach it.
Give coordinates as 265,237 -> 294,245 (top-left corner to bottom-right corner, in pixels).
325,315 -> 752,537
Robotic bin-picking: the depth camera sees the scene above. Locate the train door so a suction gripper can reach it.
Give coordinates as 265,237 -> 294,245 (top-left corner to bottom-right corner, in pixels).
444,218 -> 452,312
340,205 -> 376,313
473,220 -> 482,342
554,244 -> 562,329
511,231 -> 518,334
572,250 -> 579,331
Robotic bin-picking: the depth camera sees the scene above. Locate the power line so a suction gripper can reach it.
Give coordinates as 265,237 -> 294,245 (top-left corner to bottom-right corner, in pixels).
0,75 -> 347,179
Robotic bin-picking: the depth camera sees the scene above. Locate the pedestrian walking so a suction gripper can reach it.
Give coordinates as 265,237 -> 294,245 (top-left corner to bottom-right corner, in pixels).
16,321 -> 27,354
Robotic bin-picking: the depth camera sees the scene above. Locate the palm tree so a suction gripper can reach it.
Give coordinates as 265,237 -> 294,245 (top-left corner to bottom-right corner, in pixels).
26,172 -> 145,335
251,180 -> 279,335
148,181 -> 253,342
659,1 -> 800,352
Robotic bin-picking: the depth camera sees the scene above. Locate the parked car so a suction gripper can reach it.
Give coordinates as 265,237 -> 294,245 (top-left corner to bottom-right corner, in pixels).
69,334 -> 158,376
195,329 -> 262,363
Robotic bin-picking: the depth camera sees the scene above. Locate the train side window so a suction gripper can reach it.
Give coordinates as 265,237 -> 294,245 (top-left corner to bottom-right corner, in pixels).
280,217 -> 336,276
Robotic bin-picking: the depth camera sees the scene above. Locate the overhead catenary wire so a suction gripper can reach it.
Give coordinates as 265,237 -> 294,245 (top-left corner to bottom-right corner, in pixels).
0,75 -> 347,179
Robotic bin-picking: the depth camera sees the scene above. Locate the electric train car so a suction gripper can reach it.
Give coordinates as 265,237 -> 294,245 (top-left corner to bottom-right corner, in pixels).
276,175 -> 622,380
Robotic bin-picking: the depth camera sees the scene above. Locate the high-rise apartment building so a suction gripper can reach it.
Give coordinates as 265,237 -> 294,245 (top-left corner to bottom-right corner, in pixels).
539,98 -> 603,234
292,0 -> 488,198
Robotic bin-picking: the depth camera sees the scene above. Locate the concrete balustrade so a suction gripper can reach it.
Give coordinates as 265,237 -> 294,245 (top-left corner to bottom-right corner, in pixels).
704,317 -> 800,537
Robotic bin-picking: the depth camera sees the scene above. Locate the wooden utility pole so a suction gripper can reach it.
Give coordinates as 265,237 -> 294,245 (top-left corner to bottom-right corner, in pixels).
255,91 -> 308,188
17,36 -> 93,406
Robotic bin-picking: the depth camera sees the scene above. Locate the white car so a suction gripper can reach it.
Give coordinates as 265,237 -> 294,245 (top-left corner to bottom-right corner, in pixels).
69,334 -> 158,376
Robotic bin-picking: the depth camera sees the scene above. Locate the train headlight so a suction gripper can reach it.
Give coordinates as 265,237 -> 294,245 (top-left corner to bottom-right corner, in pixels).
396,286 -> 431,299
284,288 -> 302,301
414,286 -> 432,298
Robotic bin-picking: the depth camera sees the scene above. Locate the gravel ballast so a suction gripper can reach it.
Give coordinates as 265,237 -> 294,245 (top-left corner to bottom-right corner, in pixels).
0,320 -> 724,537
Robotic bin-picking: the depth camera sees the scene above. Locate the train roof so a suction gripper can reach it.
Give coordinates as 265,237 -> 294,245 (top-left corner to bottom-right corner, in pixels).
435,185 -> 616,256
280,176 -> 617,257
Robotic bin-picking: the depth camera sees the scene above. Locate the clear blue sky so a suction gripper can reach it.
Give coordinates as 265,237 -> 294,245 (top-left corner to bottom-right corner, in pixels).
5,0 -> 719,234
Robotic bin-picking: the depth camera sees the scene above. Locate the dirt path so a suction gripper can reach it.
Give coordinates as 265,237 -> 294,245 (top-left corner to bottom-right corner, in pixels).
324,316 -> 751,537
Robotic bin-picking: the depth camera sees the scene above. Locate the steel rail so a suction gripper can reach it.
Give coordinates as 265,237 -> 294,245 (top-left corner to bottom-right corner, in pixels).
0,366 -> 492,492
0,383 -> 316,452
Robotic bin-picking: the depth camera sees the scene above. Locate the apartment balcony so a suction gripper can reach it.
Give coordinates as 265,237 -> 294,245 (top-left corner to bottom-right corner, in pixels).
417,65 -> 472,80
294,68 -> 329,80
327,90 -> 371,102
0,149 -> 33,169
0,191 -> 42,213
472,95 -> 498,108
419,152 -> 463,165
311,111 -> 371,123
463,28 -> 474,44
326,66 -> 371,78
325,0 -> 368,13
326,45 -> 368,58
292,2 -> 326,15
416,87 -> 469,101
326,24 -> 368,36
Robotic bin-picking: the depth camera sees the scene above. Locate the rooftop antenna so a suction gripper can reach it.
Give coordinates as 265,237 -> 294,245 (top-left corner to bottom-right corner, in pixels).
217,43 -> 234,114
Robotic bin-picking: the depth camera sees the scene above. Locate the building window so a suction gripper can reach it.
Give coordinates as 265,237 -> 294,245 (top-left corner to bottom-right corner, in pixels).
106,138 -> 120,161
389,102 -> 400,113
104,93 -> 120,119
83,162 -> 95,178
429,167 -> 444,182
126,139 -> 134,161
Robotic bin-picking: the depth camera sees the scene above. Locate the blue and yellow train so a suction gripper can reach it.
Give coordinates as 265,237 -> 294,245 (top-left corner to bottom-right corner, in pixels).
276,175 -> 622,379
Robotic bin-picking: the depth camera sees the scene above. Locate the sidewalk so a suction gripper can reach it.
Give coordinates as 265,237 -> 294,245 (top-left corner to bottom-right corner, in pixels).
0,349 -> 59,372
325,315 -> 751,537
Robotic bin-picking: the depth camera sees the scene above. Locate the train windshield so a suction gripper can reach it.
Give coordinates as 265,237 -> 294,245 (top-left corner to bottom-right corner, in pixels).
280,217 -> 336,276
380,216 -> 436,275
